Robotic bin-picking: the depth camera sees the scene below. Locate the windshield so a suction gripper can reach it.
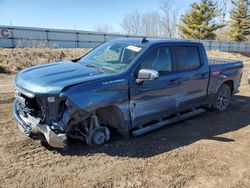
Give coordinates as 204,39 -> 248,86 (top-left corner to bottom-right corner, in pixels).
79,42 -> 144,73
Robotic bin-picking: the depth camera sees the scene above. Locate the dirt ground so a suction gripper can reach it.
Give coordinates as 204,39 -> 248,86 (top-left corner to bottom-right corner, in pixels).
0,49 -> 250,188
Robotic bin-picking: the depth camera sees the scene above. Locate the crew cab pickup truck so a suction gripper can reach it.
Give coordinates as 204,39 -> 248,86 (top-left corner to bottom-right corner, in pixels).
13,38 -> 243,149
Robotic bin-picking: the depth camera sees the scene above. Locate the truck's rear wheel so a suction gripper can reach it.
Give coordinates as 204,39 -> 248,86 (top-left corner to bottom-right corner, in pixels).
213,84 -> 231,111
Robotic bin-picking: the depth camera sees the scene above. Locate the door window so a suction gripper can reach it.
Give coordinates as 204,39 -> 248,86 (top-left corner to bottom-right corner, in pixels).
140,47 -> 172,75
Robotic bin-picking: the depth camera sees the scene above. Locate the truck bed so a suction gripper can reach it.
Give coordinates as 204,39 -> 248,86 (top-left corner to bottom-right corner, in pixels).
208,58 -> 242,65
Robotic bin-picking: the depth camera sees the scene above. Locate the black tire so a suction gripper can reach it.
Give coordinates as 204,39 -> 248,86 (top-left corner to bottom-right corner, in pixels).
213,84 -> 232,111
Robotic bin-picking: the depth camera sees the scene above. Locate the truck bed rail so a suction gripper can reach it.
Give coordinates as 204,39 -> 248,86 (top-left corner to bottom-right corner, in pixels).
208,58 -> 241,65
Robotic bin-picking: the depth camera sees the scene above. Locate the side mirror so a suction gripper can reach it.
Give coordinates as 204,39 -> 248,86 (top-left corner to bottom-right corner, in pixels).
136,69 -> 159,83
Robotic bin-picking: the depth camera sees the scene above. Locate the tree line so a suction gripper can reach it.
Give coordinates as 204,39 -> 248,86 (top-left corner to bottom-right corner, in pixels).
120,0 -> 178,38
96,0 -> 249,42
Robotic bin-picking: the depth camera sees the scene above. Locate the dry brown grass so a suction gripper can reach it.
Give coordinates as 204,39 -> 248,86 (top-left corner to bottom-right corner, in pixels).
207,50 -> 250,62
0,48 -> 90,74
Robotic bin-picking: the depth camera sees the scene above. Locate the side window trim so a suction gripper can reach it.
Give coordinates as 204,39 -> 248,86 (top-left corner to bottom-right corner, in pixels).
173,45 -> 203,72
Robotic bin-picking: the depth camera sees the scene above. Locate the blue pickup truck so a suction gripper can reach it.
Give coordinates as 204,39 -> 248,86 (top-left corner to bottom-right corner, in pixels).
13,38 -> 243,149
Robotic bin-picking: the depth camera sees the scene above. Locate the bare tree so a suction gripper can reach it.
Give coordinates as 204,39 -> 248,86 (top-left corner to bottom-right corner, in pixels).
120,11 -> 142,35
214,0 -> 230,41
160,0 -> 178,38
93,24 -> 114,33
121,11 -> 162,36
120,1 -> 179,38
217,0 -> 229,25
141,12 -> 161,36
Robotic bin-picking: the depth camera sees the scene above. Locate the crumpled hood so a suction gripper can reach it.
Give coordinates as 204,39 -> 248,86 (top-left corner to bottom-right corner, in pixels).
15,61 -> 108,94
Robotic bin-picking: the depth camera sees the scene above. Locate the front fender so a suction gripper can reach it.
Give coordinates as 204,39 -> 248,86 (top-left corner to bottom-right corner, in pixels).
61,77 -> 131,131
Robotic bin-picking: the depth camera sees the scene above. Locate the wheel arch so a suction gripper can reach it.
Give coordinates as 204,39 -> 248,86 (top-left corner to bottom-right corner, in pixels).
219,80 -> 234,95
212,81 -> 232,111
95,105 -> 129,136
203,79 -> 234,108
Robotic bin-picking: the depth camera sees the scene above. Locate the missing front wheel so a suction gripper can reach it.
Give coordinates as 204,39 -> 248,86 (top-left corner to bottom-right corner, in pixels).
86,115 -> 110,146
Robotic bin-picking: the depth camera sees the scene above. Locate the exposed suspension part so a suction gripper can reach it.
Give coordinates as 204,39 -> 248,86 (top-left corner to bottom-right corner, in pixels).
86,115 -> 110,146
69,114 -> 110,146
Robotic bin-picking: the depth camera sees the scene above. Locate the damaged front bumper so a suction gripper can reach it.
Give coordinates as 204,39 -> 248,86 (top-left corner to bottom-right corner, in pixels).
13,99 -> 67,149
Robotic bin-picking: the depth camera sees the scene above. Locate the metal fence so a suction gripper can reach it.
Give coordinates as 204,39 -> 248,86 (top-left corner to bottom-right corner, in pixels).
0,25 -> 250,52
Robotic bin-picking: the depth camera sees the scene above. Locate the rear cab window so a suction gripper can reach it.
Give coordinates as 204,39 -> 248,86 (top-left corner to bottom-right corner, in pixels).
175,46 -> 201,72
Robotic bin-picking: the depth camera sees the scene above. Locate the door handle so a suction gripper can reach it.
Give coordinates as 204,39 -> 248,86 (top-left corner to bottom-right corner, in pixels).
168,79 -> 178,84
194,73 -> 208,78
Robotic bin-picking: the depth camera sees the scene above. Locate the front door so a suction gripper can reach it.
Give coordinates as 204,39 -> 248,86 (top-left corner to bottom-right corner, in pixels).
129,46 -> 179,128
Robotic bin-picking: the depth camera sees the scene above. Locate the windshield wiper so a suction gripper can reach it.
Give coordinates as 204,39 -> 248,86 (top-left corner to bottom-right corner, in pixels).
71,57 -> 81,62
83,62 -> 117,73
84,63 -> 105,72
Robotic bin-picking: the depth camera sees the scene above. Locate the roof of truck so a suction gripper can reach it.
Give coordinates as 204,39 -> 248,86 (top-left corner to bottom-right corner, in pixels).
111,38 -> 202,47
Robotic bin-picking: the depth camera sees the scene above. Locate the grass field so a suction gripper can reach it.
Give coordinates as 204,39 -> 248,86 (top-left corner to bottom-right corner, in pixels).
0,48 -> 90,74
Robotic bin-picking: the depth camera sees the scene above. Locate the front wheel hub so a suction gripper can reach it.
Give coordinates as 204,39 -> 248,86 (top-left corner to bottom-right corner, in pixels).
88,126 -> 110,146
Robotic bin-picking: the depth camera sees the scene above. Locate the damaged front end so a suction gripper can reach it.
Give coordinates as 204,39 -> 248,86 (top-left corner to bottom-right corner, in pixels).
13,87 -> 111,149
13,87 -> 71,149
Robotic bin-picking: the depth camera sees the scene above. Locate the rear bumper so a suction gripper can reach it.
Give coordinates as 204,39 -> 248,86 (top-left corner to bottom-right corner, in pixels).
13,99 -> 67,149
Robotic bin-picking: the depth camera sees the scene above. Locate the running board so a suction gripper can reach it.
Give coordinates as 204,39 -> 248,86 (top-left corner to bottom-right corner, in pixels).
132,108 -> 206,137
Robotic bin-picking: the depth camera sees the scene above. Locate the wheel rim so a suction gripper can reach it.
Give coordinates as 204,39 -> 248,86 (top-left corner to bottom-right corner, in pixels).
217,88 -> 230,110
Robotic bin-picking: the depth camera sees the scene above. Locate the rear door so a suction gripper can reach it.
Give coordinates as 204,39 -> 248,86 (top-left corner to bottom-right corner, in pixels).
129,46 -> 179,128
173,45 -> 209,111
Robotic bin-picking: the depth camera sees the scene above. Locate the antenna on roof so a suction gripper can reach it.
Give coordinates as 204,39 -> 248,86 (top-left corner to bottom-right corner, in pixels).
141,37 -> 149,44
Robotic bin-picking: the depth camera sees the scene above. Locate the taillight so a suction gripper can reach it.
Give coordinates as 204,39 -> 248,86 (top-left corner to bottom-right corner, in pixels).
239,72 -> 243,82
211,70 -> 221,76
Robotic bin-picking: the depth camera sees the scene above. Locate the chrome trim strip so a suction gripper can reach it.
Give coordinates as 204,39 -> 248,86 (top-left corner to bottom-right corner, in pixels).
15,86 -> 35,98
